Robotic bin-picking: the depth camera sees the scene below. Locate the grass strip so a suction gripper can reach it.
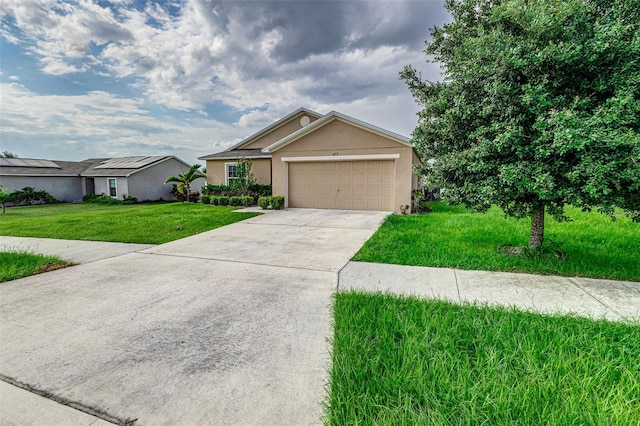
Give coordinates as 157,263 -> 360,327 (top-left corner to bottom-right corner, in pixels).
0,251 -> 72,283
328,291 -> 640,425
353,202 -> 640,281
0,203 -> 260,244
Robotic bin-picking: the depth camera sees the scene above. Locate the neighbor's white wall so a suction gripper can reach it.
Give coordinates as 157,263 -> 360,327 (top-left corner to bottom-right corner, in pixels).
0,176 -> 83,202
127,158 -> 206,201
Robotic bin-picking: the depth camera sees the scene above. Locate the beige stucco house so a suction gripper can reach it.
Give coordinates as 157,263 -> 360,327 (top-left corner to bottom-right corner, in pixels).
199,108 -> 421,212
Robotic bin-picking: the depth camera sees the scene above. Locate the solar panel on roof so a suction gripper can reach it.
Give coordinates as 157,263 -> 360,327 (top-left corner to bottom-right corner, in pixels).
93,156 -> 165,169
0,158 -> 60,168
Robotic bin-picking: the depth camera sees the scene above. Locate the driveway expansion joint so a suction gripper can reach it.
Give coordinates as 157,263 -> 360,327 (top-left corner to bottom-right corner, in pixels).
0,374 -> 130,425
245,221 -> 381,231
137,251 -> 338,273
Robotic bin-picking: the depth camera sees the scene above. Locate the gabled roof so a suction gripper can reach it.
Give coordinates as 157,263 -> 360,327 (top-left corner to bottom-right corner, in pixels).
0,158 -> 105,177
199,107 -> 322,160
1,156 -> 192,178
81,156 -> 190,177
261,110 -> 411,153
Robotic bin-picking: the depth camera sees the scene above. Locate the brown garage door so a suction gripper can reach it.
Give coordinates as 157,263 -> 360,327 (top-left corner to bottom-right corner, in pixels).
288,160 -> 395,211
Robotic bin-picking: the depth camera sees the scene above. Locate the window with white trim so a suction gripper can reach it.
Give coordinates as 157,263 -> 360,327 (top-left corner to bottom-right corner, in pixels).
108,178 -> 117,197
225,163 -> 238,186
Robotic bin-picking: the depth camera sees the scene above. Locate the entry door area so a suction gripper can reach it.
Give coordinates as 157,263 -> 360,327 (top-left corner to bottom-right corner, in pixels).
288,160 -> 395,211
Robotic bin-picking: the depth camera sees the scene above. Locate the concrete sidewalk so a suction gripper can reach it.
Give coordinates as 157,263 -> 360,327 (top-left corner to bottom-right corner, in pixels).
0,236 -> 154,264
340,262 -> 640,322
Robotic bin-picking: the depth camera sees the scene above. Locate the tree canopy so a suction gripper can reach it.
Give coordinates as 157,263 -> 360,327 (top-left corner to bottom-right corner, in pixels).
401,0 -> 639,248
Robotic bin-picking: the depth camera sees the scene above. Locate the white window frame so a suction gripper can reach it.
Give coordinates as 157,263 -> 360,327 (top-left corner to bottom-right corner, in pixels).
225,162 -> 238,186
108,178 -> 117,198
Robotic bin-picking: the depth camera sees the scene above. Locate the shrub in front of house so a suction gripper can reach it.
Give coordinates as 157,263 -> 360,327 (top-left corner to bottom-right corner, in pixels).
201,183 -> 272,201
201,194 -> 211,204
271,196 -> 285,210
258,196 -> 270,209
187,191 -> 200,203
241,196 -> 253,206
257,196 -> 285,210
83,193 -> 123,205
248,183 -> 272,197
229,196 -> 243,206
122,194 -> 138,205
9,187 -> 59,206
217,196 -> 230,206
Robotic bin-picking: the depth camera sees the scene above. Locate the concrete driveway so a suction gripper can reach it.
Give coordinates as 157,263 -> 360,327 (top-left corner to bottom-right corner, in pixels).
0,209 -> 388,425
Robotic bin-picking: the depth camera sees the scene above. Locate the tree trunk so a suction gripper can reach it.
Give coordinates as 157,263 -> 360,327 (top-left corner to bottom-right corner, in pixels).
529,206 -> 545,249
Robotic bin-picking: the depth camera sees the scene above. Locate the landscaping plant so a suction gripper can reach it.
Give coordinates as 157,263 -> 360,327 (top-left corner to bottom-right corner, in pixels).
164,164 -> 206,202
257,196 -> 285,210
0,185 -> 8,214
401,0 -> 640,249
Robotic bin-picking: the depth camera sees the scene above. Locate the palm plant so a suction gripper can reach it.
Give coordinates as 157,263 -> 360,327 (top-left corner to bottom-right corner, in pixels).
164,164 -> 206,202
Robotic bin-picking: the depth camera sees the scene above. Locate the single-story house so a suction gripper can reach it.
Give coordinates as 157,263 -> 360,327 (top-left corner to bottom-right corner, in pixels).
0,156 -> 201,202
199,108 -> 421,212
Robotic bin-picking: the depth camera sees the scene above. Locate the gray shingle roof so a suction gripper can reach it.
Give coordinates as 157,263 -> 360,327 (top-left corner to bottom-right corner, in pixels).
81,156 -> 175,177
1,156 -> 184,178
0,159 -> 106,176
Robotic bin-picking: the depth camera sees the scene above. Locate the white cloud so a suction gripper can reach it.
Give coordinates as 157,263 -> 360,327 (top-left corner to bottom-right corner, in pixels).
1,1 -> 445,114
0,82 -> 240,164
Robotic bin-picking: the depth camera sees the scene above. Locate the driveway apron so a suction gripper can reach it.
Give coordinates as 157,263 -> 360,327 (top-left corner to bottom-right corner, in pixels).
0,209 -> 388,425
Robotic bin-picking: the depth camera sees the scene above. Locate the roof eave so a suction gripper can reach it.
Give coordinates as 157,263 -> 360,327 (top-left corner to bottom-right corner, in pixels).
199,155 -> 272,161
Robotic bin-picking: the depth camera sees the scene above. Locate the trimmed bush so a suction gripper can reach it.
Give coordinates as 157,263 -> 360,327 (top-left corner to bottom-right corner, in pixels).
229,196 -> 243,206
241,196 -> 254,207
201,194 -> 211,204
257,196 -> 285,210
271,196 -> 285,210
201,183 -> 272,199
258,196 -> 271,209
218,196 -> 230,206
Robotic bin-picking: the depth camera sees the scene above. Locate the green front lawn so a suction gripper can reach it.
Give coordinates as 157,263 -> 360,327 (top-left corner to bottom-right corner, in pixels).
354,202 -> 640,281
328,291 -> 640,425
0,203 -> 260,244
0,251 -> 72,283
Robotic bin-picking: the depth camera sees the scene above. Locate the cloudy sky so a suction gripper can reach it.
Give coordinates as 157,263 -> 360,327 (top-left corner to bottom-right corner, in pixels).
1,0 -> 449,165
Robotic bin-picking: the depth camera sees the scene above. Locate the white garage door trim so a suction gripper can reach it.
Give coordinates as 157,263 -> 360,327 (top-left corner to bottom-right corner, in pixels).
281,153 -> 400,162
285,156 -> 397,211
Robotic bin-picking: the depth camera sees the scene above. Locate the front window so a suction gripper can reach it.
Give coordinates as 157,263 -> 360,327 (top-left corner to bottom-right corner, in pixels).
226,163 -> 238,186
108,178 -> 117,197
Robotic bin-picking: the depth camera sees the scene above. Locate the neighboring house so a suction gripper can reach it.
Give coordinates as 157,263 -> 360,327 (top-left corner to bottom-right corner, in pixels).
0,158 -> 103,202
81,156 -> 204,201
200,108 -> 421,212
0,156 -> 201,202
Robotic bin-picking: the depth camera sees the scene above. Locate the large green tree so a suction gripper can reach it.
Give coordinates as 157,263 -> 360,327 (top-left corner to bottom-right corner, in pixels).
402,0 -> 639,248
